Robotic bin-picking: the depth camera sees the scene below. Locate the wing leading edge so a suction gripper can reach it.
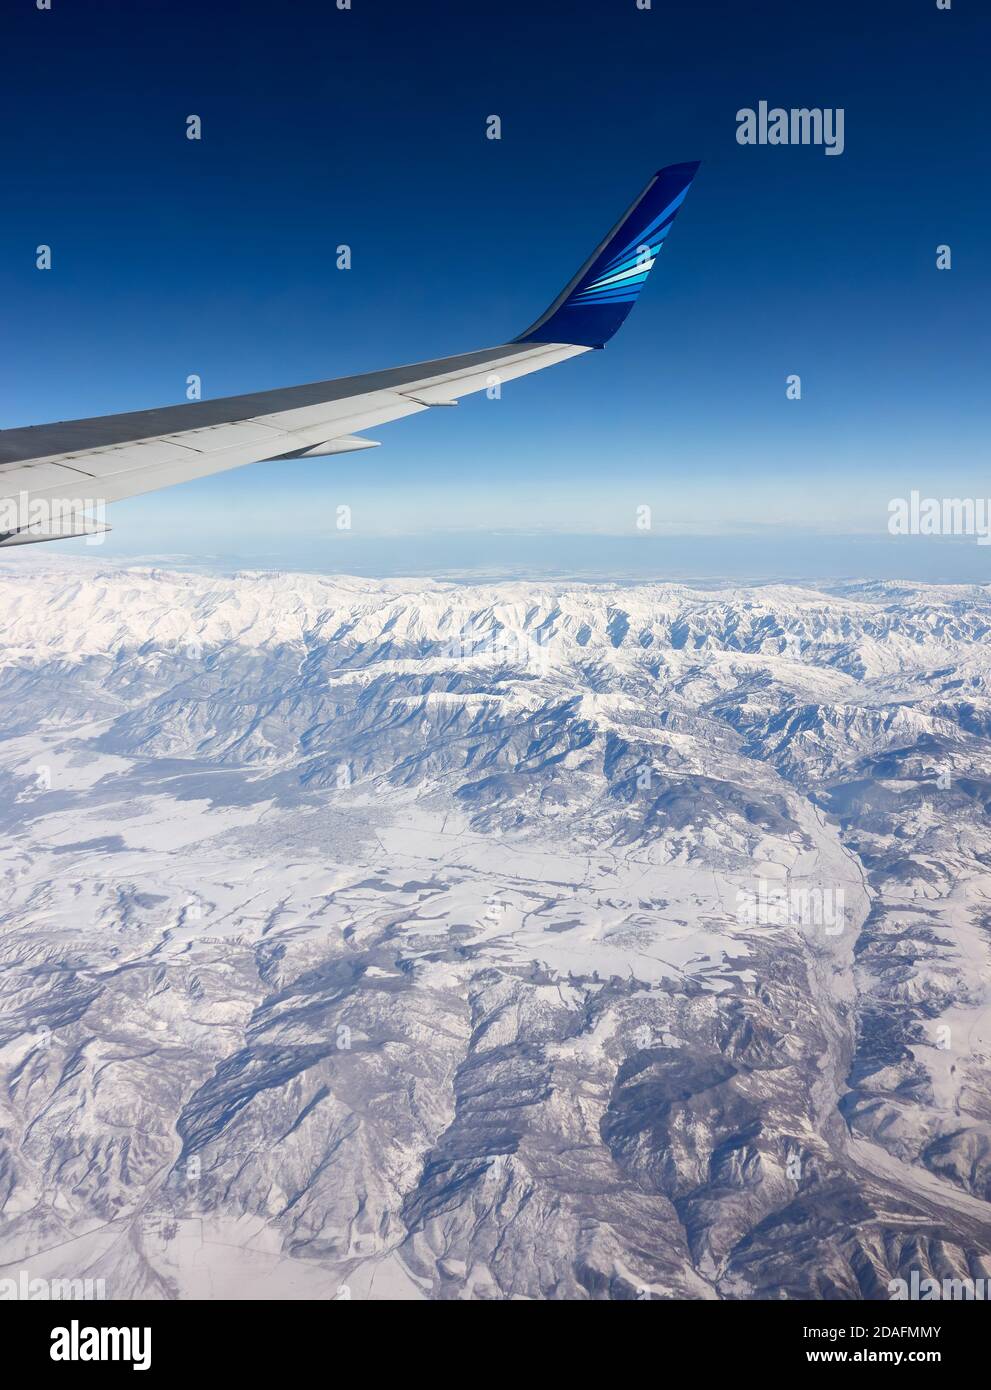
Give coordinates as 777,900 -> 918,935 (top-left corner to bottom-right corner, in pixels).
0,162 -> 699,547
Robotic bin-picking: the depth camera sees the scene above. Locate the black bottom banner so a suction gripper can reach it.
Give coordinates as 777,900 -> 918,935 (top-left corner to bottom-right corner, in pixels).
7,1295 -> 986,1376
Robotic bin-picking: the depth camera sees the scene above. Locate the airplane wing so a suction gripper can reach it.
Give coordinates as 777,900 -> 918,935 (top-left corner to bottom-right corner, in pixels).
0,161 -> 699,547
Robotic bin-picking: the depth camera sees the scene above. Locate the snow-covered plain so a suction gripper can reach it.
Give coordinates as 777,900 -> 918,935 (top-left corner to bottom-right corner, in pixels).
1,561 -> 990,1299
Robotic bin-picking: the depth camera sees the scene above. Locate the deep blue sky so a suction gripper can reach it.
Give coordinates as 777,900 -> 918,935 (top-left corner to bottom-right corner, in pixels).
2,0 -> 988,577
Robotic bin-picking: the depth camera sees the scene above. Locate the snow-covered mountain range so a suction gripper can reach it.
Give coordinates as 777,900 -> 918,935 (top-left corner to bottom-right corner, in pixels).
1,562 -> 990,1299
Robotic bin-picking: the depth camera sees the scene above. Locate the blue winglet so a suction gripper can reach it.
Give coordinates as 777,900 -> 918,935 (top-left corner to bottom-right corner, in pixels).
514,161 -> 700,349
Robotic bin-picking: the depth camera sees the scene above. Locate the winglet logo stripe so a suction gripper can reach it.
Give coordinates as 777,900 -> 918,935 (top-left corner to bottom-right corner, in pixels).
604,187 -> 691,268
596,235 -> 669,282
598,221 -> 675,278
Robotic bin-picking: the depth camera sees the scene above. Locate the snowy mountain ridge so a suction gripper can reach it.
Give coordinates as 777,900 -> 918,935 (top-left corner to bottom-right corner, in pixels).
2,563 -> 991,668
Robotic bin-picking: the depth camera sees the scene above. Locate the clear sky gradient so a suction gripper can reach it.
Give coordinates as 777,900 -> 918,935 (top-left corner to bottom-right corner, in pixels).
2,0 -> 988,578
